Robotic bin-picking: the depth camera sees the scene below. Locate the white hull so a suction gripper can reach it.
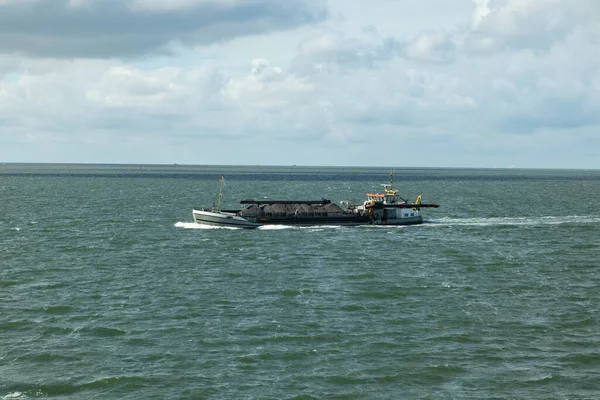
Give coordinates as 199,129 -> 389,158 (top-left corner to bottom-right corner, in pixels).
192,209 -> 260,229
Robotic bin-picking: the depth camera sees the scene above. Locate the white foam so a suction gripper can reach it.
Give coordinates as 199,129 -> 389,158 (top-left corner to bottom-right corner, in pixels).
3,393 -> 25,400
175,222 -> 410,231
174,221 -> 242,230
176,222 -> 350,231
427,215 -> 600,227
258,224 -> 343,231
257,224 -> 291,230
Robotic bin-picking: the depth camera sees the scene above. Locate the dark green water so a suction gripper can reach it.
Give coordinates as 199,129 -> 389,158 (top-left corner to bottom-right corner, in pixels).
1,164 -> 599,399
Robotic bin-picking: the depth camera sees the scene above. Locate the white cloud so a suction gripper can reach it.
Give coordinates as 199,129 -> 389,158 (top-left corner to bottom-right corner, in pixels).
466,0 -> 599,53
405,31 -> 457,63
294,31 -> 400,73
86,66 -> 185,109
224,58 -> 314,105
471,0 -> 490,29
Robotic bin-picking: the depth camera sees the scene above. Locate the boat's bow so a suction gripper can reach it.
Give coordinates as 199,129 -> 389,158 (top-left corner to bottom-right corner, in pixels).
192,208 -> 260,229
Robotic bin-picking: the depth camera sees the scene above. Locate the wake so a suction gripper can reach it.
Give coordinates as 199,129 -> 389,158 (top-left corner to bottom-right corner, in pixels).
174,222 -> 240,230
175,222 -> 348,231
427,215 -> 600,227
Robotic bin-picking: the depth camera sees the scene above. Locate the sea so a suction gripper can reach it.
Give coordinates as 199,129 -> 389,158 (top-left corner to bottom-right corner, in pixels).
1,164 -> 599,400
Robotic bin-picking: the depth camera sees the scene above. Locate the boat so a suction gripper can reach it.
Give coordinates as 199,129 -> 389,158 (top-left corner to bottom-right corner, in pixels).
192,173 -> 439,229
192,208 -> 261,229
192,176 -> 261,229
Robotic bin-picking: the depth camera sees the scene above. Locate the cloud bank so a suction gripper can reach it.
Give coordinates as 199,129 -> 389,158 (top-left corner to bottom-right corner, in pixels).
0,0 -> 327,57
1,0 -> 599,168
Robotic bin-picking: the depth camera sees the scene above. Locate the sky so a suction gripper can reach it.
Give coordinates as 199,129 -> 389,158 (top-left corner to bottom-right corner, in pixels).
1,0 -> 599,168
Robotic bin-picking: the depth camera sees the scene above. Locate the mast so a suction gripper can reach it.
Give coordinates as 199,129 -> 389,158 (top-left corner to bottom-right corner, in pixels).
217,176 -> 224,212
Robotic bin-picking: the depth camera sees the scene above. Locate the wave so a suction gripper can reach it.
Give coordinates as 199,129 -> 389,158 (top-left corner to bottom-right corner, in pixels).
174,222 -> 240,230
427,215 -> 600,227
2,376 -> 162,399
2,393 -> 25,400
258,224 -> 344,231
